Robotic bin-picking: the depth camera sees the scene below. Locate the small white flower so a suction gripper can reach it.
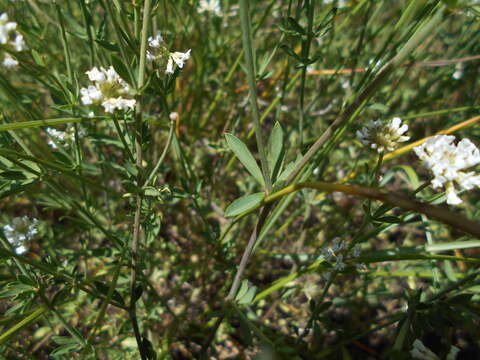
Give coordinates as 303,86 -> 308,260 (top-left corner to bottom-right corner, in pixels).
101,97 -> 136,113
2,216 -> 38,255
452,63 -> 463,80
148,33 -> 164,49
86,66 -> 106,82
166,49 -> 191,74
323,0 -> 348,8
80,85 -> 103,105
12,34 -> 25,51
414,135 -> 480,205
146,32 -> 168,63
169,112 -> 179,121
341,79 -> 350,89
357,117 -> 409,153
2,54 -> 18,68
46,127 -> 67,149
198,0 -> 222,16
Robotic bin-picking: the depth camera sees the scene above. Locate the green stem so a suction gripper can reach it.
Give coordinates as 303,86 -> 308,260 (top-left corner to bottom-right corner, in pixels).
144,118 -> 175,187
239,0 -> 271,192
0,306 -> 48,346
129,1 -> 152,359
298,0 -> 315,147
55,3 -> 73,84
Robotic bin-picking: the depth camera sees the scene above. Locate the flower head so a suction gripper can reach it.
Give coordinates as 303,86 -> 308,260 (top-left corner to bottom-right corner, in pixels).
146,33 -> 167,63
80,66 -> 135,113
357,117 -> 409,153
414,135 -> 480,205
321,238 -> 365,274
2,216 -> 38,254
0,13 -> 26,69
144,32 -> 191,75
198,0 -> 222,16
166,49 -> 191,74
45,127 -> 78,149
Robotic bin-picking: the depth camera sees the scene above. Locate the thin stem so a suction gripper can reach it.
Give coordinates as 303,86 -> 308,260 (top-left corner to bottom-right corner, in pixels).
129,1 -> 152,359
55,3 -> 73,84
298,0 -> 314,147
112,114 -> 135,163
226,204 -> 272,300
144,118 -> 175,187
79,0 -> 97,66
239,0 -> 271,192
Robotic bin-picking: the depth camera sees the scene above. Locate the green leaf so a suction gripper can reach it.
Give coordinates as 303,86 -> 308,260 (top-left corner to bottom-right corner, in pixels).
268,122 -> 284,182
225,133 -> 264,186
374,216 -> 403,224
52,336 -> 79,345
316,7 -> 337,38
0,117 -> 105,132
393,318 -> 409,351
368,103 -> 389,113
393,165 -> 420,188
50,343 -> 82,356
224,192 -> 265,218
31,49 -> 45,67
235,280 -> 250,301
286,17 -> 306,35
0,171 -> 26,180
280,45 -> 301,62
111,55 -> 132,85
238,285 -> 257,305
93,281 -> 125,305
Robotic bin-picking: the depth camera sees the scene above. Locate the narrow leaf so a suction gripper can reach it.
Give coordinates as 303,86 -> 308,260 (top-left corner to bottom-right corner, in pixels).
225,133 -> 264,186
268,122 -> 285,182
225,192 -> 265,218
0,117 -> 105,132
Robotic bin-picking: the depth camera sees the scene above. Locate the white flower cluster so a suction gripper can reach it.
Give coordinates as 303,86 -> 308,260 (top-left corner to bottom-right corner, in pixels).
321,238 -> 365,280
410,339 -> 459,360
198,0 -> 222,16
357,117 -> 410,153
146,32 -> 191,75
45,127 -> 76,149
0,13 -> 26,69
80,66 -> 136,113
414,135 -> 480,205
2,216 -> 38,254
